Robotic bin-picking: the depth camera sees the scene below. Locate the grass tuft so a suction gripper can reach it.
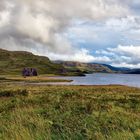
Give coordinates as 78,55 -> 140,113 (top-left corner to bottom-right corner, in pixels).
0,84 -> 140,139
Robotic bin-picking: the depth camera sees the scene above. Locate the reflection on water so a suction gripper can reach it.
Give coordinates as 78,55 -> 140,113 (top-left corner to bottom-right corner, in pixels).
55,73 -> 140,87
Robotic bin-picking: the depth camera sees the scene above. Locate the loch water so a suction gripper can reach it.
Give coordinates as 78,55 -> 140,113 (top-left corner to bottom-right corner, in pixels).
56,73 -> 140,88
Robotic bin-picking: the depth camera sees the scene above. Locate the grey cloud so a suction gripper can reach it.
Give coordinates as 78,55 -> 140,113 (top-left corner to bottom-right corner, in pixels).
0,0 -> 139,64
0,0 -> 130,52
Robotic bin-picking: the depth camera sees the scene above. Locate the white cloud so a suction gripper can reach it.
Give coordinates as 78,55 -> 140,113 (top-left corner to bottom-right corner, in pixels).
106,16 -> 138,31
0,0 -> 130,56
0,0 -> 140,68
0,10 -> 10,27
108,45 -> 140,59
112,63 -> 140,69
46,48 -> 111,63
97,45 -> 140,68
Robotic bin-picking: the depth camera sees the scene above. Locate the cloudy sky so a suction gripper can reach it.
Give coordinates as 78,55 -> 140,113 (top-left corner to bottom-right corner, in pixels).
0,0 -> 140,68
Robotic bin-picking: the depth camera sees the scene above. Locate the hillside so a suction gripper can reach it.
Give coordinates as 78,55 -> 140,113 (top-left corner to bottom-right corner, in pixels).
0,49 -> 136,76
101,64 -> 131,73
126,69 -> 140,74
55,61 -> 115,73
0,49 -> 69,75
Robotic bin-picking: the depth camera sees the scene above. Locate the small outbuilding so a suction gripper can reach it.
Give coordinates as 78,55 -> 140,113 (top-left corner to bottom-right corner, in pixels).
22,68 -> 38,77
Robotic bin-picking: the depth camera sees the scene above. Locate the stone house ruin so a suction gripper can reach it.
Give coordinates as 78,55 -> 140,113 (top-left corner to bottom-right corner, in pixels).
22,68 -> 38,77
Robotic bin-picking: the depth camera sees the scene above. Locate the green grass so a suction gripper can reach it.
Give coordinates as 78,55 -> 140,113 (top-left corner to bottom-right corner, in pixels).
0,84 -> 140,140
0,75 -> 72,83
0,49 -> 85,76
0,49 -> 65,75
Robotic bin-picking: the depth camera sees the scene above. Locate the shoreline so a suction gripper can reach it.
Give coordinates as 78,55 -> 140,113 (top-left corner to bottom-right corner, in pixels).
1,74 -> 140,88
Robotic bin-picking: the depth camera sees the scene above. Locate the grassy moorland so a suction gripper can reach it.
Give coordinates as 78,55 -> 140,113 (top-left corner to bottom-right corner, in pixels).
0,75 -> 72,83
0,83 -> 140,140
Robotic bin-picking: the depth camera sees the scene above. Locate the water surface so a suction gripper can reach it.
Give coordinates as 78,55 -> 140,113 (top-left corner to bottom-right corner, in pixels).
55,73 -> 140,87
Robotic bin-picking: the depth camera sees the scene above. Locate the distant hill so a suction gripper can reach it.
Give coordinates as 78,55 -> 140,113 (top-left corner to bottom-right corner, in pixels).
0,49 -> 84,76
54,61 -> 115,73
126,69 -> 140,74
1,49 -> 138,76
101,64 -> 131,73
55,61 -> 135,74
